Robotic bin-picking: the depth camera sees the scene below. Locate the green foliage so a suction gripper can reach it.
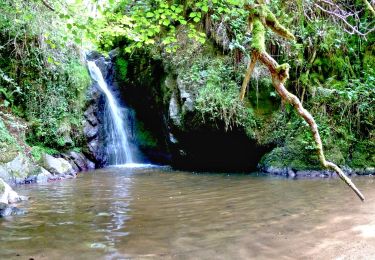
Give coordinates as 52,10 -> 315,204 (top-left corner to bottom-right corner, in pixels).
0,0 -> 91,150
30,146 -> 59,161
0,119 -> 17,146
0,117 -> 21,163
179,57 -> 256,134
94,0 -> 253,53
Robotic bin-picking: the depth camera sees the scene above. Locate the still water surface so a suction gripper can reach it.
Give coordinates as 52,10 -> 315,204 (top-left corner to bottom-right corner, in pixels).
1,166 -> 375,259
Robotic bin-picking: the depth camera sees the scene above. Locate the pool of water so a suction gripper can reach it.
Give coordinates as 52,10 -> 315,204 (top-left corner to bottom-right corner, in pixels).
1,166 -> 375,259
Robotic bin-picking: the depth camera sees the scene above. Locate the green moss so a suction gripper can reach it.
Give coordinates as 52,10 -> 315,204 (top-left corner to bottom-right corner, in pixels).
136,122 -> 158,148
276,63 -> 290,82
251,18 -> 266,52
30,145 -> 59,162
264,8 -> 295,40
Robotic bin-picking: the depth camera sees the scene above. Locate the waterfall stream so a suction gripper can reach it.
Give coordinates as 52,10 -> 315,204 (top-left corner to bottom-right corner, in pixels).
87,61 -> 135,166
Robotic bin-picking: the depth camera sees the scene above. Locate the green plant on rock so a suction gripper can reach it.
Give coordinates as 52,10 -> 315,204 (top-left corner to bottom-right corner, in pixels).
180,57 -> 257,134
30,145 -> 59,162
115,57 -> 128,82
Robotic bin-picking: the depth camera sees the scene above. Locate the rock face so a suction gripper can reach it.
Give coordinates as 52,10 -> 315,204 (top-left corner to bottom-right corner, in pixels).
118,50 -> 270,171
59,151 -> 95,172
82,55 -> 113,167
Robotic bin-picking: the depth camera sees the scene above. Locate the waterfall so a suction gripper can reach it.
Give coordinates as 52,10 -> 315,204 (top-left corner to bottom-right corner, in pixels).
87,61 -> 135,165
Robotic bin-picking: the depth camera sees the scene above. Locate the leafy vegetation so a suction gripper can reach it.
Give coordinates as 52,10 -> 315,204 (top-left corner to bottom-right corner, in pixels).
0,0 -> 91,152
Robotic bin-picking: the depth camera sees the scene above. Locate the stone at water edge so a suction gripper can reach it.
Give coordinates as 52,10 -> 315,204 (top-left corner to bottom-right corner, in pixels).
36,167 -> 53,183
0,202 -> 26,217
40,154 -> 75,176
0,154 -> 32,184
0,178 -> 27,217
0,178 -> 28,204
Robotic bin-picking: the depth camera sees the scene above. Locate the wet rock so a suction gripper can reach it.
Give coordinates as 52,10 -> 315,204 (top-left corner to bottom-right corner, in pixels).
287,168 -> 296,178
69,152 -> 91,171
94,57 -> 112,79
87,160 -> 95,170
169,133 -> 178,144
342,166 -> 354,176
40,154 -> 74,176
362,167 -> 375,175
84,105 -> 99,126
82,57 -> 106,166
60,151 -> 93,172
262,166 -> 290,176
294,170 -> 336,178
83,122 -> 98,140
85,51 -> 102,61
88,138 -> 99,156
0,166 -> 8,182
0,203 -> 26,217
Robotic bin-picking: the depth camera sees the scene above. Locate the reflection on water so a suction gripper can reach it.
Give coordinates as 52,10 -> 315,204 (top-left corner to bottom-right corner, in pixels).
1,167 -> 375,259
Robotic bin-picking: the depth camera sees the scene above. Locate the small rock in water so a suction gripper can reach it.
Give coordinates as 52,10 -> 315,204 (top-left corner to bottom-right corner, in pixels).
90,243 -> 107,249
0,202 -> 26,217
97,212 -> 111,217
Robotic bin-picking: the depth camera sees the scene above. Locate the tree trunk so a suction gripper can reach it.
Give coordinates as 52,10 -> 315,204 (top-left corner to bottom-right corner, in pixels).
240,52 -> 258,101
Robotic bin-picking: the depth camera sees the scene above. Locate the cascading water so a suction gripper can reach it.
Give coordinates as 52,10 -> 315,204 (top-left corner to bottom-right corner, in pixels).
87,61 -> 135,166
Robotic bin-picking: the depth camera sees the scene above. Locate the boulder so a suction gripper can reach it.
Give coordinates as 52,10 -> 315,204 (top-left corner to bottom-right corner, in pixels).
40,154 -> 74,176
0,154 -> 32,183
0,178 -> 27,204
36,167 -> 53,183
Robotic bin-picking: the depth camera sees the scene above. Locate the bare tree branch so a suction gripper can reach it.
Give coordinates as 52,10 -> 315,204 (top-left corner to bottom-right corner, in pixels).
41,0 -> 55,11
314,0 -> 375,38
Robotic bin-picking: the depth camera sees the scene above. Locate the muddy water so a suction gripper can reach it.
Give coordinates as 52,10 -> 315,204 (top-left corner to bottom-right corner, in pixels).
1,166 -> 375,259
